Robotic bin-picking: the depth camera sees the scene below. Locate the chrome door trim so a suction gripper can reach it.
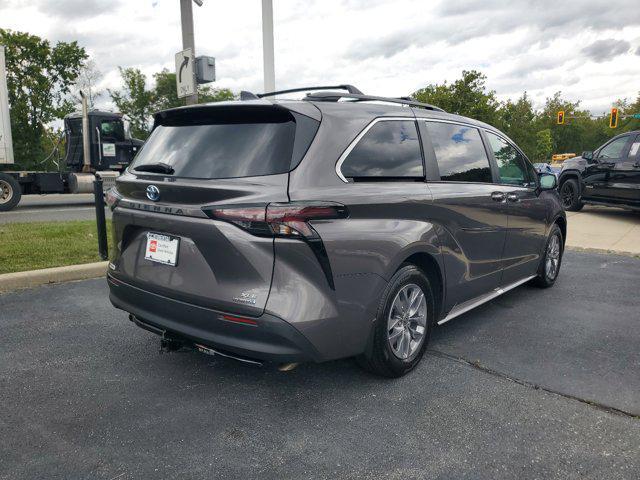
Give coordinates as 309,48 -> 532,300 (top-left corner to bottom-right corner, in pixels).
437,275 -> 536,325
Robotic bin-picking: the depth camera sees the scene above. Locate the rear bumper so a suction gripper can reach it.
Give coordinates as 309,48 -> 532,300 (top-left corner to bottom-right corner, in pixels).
107,274 -> 322,363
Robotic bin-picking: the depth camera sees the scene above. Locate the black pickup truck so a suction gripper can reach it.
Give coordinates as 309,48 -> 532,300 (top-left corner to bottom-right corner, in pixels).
558,130 -> 640,211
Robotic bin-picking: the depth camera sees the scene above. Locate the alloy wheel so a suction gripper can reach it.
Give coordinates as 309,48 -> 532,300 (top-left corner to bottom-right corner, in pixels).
387,283 -> 427,360
545,234 -> 561,280
560,183 -> 574,209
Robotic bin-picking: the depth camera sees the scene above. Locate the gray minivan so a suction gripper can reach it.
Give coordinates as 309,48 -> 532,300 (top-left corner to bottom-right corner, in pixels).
106,86 -> 565,377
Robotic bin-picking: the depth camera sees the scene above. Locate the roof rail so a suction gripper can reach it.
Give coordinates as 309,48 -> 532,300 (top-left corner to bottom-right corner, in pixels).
305,92 -> 445,112
255,84 -> 364,98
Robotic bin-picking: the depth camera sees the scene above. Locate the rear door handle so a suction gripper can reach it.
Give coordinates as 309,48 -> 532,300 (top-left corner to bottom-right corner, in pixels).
491,191 -> 506,202
506,192 -> 520,203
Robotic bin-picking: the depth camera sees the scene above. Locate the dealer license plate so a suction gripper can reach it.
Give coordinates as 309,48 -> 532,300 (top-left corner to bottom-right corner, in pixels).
144,232 -> 179,266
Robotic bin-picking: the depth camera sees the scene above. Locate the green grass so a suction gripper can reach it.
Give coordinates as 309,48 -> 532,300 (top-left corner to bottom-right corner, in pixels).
0,220 -> 113,274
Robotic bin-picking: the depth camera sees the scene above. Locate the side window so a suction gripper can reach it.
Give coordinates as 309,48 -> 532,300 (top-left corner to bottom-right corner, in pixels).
100,120 -> 125,141
340,120 -> 423,179
626,136 -> 640,160
485,132 -> 531,186
598,136 -> 629,160
425,122 -> 492,183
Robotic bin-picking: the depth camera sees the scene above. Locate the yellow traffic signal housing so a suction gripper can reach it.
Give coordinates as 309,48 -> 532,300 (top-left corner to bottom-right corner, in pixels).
557,111 -> 565,125
609,108 -> 618,128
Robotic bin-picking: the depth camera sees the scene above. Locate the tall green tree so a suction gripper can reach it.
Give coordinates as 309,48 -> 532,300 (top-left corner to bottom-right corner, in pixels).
497,93 -> 536,159
108,67 -> 155,139
0,29 -> 87,169
534,129 -> 553,162
413,70 -> 500,126
618,95 -> 640,132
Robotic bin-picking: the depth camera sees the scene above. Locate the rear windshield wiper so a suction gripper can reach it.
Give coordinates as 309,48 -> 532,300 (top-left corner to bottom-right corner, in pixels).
133,162 -> 175,174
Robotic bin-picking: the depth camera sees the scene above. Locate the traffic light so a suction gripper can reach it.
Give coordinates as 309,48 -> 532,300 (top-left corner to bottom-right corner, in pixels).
557,111 -> 565,125
609,108 -> 618,128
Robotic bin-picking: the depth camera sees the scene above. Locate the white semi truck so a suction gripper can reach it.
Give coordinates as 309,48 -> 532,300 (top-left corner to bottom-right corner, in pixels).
0,45 -> 142,212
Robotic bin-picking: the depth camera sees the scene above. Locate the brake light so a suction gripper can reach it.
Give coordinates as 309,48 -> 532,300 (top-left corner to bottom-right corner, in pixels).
220,314 -> 258,326
203,202 -> 348,239
203,202 -> 348,290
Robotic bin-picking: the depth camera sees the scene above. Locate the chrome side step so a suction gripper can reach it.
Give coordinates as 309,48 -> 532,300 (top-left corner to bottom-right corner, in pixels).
437,275 -> 536,325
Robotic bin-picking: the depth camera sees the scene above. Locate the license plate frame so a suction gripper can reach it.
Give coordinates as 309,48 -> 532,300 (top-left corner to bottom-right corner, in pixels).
144,232 -> 180,266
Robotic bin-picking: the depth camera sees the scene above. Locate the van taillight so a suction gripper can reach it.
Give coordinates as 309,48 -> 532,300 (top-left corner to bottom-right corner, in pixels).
203,202 -> 348,239
203,202 -> 348,290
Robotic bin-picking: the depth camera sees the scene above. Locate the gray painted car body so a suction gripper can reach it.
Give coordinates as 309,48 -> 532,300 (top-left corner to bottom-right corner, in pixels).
107,99 -> 565,363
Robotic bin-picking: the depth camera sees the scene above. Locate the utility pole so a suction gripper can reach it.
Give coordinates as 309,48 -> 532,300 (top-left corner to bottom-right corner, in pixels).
180,0 -> 198,105
262,0 -> 275,93
0,46 -> 15,165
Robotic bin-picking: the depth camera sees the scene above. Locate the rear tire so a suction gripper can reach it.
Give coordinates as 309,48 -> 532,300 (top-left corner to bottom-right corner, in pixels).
559,178 -> 583,211
0,173 -> 21,212
357,264 -> 434,378
532,224 -> 563,288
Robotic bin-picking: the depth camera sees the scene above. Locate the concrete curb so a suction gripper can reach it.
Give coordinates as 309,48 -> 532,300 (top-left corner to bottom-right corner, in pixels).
565,245 -> 640,258
0,261 -> 108,293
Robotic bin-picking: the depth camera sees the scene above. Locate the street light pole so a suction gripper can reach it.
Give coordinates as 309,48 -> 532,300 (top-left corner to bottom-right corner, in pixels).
262,0 -> 275,93
180,0 -> 198,105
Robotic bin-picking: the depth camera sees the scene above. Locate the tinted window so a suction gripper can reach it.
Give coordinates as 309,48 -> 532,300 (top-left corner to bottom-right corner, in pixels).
341,120 -> 423,178
426,122 -> 492,183
629,136 -> 640,159
598,136 -> 629,159
486,132 -> 531,186
131,120 -> 296,179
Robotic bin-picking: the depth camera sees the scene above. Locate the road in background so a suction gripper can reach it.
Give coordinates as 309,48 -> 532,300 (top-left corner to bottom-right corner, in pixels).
0,194 -> 111,224
1,251 -> 638,479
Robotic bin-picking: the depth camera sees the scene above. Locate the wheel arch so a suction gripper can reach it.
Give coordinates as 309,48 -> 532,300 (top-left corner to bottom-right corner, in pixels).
398,251 -> 444,323
558,170 -> 582,190
553,215 -> 567,247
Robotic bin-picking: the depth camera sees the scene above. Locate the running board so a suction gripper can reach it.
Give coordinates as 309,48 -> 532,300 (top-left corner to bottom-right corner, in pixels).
438,275 -> 536,325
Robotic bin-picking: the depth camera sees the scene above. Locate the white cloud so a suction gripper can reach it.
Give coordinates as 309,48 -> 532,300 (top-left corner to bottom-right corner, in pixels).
0,0 -> 639,113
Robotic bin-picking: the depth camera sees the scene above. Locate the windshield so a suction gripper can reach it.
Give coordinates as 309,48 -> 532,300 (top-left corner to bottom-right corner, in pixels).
130,116 -> 297,179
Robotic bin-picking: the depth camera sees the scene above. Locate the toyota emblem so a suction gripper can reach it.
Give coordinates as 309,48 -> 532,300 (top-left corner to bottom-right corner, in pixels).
146,185 -> 160,202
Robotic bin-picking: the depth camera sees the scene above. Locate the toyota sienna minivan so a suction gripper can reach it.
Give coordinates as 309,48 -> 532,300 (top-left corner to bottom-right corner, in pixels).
106,85 -> 565,377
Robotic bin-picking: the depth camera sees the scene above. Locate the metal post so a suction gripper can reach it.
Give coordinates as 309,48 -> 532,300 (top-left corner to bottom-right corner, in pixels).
262,0 -> 275,93
93,177 -> 108,260
81,91 -> 91,172
0,46 -> 15,165
180,0 -> 198,105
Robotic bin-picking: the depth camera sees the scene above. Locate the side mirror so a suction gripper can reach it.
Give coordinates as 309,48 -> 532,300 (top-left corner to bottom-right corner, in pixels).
538,173 -> 557,190
582,151 -> 594,161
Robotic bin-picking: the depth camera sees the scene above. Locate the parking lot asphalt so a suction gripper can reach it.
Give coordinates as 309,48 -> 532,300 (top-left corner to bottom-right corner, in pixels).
1,250 -> 639,479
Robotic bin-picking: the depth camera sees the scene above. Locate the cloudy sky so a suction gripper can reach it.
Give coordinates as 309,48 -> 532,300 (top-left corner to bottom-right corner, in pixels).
1,0 -> 639,114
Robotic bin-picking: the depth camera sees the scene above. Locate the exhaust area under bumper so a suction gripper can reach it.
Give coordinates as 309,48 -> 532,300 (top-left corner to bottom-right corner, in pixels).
107,274 -> 322,364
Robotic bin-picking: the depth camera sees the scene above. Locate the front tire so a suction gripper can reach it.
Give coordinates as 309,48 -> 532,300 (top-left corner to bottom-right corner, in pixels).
559,178 -> 583,211
532,224 -> 563,288
357,264 -> 434,378
0,173 -> 22,212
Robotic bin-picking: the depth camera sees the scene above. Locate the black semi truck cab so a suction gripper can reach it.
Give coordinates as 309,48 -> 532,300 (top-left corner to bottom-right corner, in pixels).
0,110 -> 144,212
